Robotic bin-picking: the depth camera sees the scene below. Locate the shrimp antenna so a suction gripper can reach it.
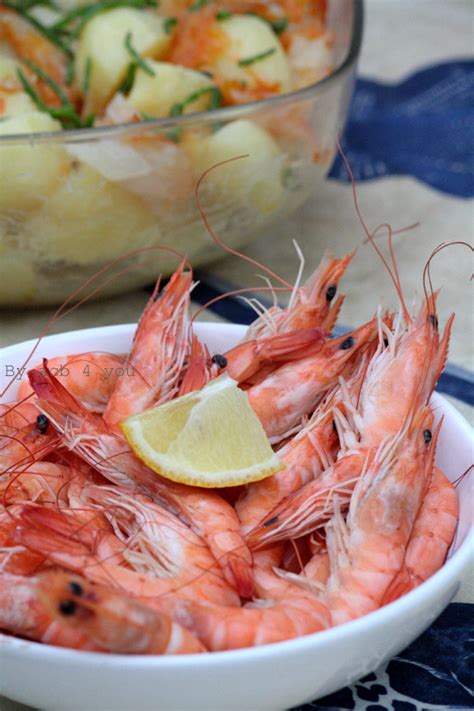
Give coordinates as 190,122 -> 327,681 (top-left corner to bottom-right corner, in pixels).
195,156 -> 293,289
422,240 -> 473,313
452,464 -> 473,489
191,285 -> 290,322
336,137 -> 411,323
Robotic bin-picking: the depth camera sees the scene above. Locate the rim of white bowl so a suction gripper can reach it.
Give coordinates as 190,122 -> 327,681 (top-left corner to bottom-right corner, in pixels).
1,322 -> 473,665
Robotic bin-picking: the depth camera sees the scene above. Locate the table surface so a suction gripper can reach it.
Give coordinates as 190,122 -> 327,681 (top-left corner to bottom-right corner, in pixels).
1,1 -> 473,709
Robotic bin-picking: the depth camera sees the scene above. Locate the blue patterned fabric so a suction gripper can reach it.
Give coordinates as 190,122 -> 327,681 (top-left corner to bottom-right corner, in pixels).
330,61 -> 474,197
292,603 -> 474,710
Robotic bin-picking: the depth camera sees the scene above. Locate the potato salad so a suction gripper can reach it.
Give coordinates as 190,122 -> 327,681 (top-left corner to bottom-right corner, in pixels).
0,1 -> 331,127
0,1 -> 335,306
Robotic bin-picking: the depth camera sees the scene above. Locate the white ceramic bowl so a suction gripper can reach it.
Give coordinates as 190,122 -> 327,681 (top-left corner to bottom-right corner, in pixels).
1,323 -> 472,711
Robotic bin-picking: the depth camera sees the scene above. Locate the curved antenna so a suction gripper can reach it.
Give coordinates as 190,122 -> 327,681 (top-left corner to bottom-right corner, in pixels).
336,137 -> 411,322
422,240 -> 473,312
191,285 -> 290,323
195,156 -> 293,289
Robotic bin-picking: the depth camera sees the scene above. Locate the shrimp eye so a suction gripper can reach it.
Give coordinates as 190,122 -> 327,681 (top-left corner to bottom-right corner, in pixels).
430,314 -> 439,330
36,414 -> 49,434
59,599 -> 77,616
383,338 -> 389,348
332,419 -> 337,433
423,429 -> 432,444
69,581 -> 83,597
263,516 -> 279,527
212,354 -> 228,368
326,284 -> 337,301
340,336 -> 354,350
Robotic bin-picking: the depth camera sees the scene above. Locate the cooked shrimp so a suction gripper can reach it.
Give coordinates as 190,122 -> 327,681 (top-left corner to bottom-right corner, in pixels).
104,263 -> 193,429
223,327 -> 324,383
27,363 -> 254,598
37,572 -> 206,654
236,393 -> 337,534
247,318 -> 377,443
0,572 -> 102,650
246,449 -> 371,548
16,503 -> 240,609
244,251 -> 353,340
245,299 -> 448,546
358,296 -> 454,448
79,484 -> 245,602
176,546 -> 330,651
382,466 -> 459,604
18,353 -> 125,415
324,406 -> 438,625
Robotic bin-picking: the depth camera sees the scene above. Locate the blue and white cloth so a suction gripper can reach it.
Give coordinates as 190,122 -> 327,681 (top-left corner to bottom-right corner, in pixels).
331,61 -> 474,198
292,604 -> 474,710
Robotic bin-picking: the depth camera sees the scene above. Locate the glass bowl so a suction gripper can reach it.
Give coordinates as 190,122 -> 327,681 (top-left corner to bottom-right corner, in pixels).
0,0 -> 363,306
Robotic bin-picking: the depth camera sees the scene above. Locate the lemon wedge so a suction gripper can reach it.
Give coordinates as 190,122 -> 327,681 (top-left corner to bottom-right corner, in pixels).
121,375 -> 282,487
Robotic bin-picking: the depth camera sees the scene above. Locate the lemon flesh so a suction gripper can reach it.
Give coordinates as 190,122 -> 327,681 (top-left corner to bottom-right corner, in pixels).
121,375 -> 282,487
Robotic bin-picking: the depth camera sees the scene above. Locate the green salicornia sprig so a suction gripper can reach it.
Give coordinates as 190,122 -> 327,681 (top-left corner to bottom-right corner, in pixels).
124,32 -> 155,76
17,62 -> 95,128
238,48 -> 276,67
169,86 -> 222,116
52,0 -> 158,37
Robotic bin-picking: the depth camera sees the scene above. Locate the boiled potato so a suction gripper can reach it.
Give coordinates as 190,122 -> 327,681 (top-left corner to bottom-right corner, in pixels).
0,57 -> 36,115
1,92 -> 36,116
212,15 -> 290,93
185,119 -> 283,214
0,248 -> 36,303
76,9 -> 171,113
128,62 -> 216,117
0,56 -> 22,86
0,112 -> 70,212
28,163 -> 158,265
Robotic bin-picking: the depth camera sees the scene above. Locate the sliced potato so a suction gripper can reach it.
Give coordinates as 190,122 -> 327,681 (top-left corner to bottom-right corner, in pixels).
0,56 -> 22,87
1,91 -> 36,116
0,57 -> 36,116
28,163 -> 158,265
212,15 -> 291,93
185,119 -> 283,214
128,61 -> 216,117
76,9 -> 171,113
0,247 -> 36,303
0,112 -> 69,212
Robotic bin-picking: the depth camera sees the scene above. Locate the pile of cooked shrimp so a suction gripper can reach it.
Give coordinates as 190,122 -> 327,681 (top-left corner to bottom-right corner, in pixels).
0,250 -> 459,655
